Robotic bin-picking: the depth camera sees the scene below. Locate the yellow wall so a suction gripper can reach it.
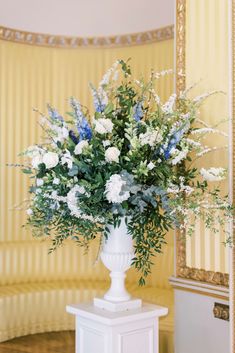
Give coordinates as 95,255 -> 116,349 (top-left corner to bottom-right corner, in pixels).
185,0 -> 229,273
0,38 -> 174,287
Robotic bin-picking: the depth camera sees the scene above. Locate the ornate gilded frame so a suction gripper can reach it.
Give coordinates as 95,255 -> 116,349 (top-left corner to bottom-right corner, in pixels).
175,0 -> 229,288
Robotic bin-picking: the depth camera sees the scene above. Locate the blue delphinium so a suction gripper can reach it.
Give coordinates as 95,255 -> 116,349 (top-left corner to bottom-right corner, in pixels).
78,118 -> 92,141
163,127 -> 186,159
69,130 -> 79,144
47,104 -> 64,123
133,102 -> 144,122
90,85 -> 107,113
70,97 -> 92,141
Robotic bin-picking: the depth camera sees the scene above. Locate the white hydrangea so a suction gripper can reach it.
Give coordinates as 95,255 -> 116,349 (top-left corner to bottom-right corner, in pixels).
74,140 -> 89,155
105,174 -> 130,203
105,147 -> 120,163
200,168 -> 226,182
139,129 -> 163,147
94,118 -> 113,134
43,152 -> 59,169
61,150 -> 73,169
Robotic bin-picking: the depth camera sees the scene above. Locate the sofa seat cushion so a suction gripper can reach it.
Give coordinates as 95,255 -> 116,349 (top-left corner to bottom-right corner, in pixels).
0,280 -> 174,349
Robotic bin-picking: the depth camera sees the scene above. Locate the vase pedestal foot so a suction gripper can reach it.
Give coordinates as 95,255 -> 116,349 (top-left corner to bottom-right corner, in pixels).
93,297 -> 142,312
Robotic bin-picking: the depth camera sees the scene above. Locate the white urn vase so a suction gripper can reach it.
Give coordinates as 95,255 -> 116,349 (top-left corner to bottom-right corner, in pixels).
94,217 -> 142,312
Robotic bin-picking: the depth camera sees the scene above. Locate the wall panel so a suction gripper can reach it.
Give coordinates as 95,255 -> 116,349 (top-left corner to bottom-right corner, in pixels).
185,0 -> 229,273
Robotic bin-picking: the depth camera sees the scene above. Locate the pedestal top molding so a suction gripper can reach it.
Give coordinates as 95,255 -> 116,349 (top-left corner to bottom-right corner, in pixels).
0,25 -> 174,49
66,302 -> 168,326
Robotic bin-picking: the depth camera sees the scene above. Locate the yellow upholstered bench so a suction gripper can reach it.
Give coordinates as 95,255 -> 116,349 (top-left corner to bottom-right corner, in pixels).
0,238 -> 174,353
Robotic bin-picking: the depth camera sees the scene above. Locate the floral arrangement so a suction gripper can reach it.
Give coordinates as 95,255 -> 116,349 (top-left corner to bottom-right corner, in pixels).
20,60 -> 232,285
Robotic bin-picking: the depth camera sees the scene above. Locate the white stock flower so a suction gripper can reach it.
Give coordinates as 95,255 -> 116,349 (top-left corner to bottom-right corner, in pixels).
147,162 -> 155,170
139,129 -> 163,147
105,147 -> 120,163
200,168 -> 226,182
105,174 -> 130,203
94,118 -> 113,134
43,152 -> 59,169
61,150 -> 73,169
74,140 -> 89,155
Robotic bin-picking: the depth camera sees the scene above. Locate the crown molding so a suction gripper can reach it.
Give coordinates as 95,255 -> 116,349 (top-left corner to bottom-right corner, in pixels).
0,25 -> 174,49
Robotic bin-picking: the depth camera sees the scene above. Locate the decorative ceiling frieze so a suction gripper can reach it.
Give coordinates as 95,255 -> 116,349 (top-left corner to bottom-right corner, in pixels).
0,25 -> 174,49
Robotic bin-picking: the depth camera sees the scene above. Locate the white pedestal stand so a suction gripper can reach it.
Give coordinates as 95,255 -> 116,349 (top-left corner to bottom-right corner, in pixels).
66,302 -> 168,353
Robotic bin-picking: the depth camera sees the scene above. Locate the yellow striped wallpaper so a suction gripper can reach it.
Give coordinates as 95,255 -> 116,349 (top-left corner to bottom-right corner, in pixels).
185,0 -> 229,273
0,38 -> 174,287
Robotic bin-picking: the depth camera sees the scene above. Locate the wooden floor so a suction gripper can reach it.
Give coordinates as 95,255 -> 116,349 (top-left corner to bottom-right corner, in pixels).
0,331 -> 75,353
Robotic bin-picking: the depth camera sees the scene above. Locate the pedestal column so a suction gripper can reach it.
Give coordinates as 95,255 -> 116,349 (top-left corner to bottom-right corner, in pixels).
67,302 -> 168,353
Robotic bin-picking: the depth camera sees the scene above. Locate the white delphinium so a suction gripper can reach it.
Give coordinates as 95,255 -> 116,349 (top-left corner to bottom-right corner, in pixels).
147,162 -> 155,170
105,147 -> 120,163
43,152 -> 59,169
171,146 -> 188,165
74,140 -> 89,155
200,167 -> 226,182
162,94 -> 177,114
61,150 -> 73,169
99,61 -> 119,86
105,174 -> 130,204
191,127 -> 228,137
94,118 -> 114,134
139,128 -> 163,147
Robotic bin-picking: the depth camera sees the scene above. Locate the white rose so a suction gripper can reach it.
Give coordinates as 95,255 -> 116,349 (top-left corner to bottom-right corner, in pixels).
74,140 -> 89,155
43,152 -> 59,169
105,147 -> 120,163
32,155 -> 43,169
94,118 -> 113,134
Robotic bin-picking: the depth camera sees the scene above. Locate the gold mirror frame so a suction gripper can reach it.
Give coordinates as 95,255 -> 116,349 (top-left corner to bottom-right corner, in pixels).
175,0 -> 229,287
